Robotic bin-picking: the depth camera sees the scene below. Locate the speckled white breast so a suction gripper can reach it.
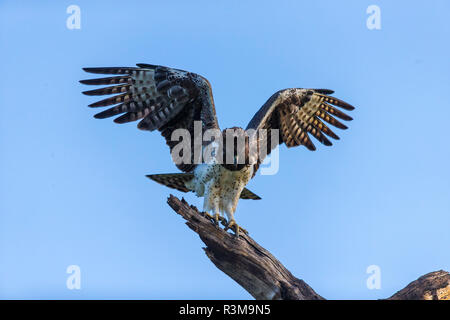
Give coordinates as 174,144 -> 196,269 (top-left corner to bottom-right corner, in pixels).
185,163 -> 253,220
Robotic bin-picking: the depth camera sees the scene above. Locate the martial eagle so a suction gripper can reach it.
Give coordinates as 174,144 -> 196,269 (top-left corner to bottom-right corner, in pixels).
80,64 -> 354,236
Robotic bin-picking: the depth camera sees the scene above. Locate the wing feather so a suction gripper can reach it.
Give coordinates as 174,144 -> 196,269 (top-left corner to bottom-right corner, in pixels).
246,88 -> 354,175
81,64 -> 219,172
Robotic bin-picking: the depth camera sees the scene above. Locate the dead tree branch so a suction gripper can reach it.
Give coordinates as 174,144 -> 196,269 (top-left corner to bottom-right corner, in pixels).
388,270 -> 449,300
167,195 -> 449,300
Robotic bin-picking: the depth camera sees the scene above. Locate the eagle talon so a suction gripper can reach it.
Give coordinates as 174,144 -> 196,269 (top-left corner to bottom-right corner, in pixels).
204,212 -> 225,227
224,219 -> 248,237
239,226 -> 249,236
203,212 -> 214,221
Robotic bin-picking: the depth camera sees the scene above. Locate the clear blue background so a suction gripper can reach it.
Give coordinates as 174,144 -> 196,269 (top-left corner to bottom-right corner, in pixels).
1,0 -> 449,299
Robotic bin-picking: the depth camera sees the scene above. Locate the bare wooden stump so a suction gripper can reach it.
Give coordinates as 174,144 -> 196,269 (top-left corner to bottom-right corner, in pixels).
167,195 -> 449,300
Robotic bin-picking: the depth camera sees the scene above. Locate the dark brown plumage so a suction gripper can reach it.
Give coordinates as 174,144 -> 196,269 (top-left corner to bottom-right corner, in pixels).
81,64 -> 218,173
246,88 -> 354,175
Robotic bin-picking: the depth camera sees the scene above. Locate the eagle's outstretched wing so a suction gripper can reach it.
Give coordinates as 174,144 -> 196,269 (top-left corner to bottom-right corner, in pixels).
80,64 -> 219,172
246,88 -> 354,175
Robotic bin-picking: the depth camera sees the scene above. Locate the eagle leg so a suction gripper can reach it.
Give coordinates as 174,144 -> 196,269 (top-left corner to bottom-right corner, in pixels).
214,213 -> 224,226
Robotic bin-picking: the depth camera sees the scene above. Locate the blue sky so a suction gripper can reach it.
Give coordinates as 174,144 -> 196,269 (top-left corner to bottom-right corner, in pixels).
1,0 -> 449,299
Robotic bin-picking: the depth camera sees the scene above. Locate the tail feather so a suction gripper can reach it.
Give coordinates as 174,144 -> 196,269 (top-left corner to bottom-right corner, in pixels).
146,173 -> 262,200
146,173 -> 193,193
240,188 -> 262,200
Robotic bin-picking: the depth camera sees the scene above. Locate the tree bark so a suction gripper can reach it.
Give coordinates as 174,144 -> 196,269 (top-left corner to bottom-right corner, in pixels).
388,270 -> 450,300
167,195 -> 449,300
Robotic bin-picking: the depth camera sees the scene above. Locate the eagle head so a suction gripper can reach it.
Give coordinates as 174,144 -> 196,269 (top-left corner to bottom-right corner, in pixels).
221,127 -> 252,171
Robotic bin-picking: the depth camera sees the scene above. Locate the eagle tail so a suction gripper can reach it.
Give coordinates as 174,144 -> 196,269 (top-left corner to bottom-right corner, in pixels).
146,173 -> 193,193
145,173 -> 261,200
239,188 -> 262,200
